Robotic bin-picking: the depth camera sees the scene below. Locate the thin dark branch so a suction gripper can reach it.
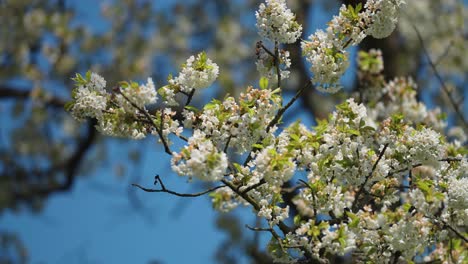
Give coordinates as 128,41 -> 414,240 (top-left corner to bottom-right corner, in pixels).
275,41 -> 281,89
245,224 -> 285,253
241,179 -> 266,195
0,85 -> 66,108
243,80 -> 312,166
411,23 -> 468,131
13,119 -> 97,201
267,80 -> 312,132
245,224 -> 273,233
223,135 -> 232,153
352,143 -> 389,211
299,179 -> 318,218
259,42 -> 277,59
388,157 -> 463,176
441,220 -> 468,243
132,181 -> 225,198
115,88 -> 172,154
185,89 -> 196,106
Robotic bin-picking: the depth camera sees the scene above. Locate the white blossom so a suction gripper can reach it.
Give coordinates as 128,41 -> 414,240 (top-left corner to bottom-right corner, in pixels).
255,0 -> 302,44
116,77 -> 157,111
301,30 -> 349,92
175,52 -> 219,91
70,72 -> 108,121
363,0 -> 406,39
171,130 -> 227,181
448,177 -> 468,209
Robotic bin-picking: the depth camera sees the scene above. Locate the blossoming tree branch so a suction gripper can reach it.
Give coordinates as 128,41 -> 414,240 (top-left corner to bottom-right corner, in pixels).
65,0 -> 467,263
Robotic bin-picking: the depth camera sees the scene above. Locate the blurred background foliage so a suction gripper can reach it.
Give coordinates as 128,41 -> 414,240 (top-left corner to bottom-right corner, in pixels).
0,0 -> 467,263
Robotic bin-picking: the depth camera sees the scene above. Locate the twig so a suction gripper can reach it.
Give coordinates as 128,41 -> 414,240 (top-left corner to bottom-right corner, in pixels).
267,80 -> 312,132
258,42 -> 277,59
221,179 -> 291,235
299,179 -> 318,218
245,224 -> 285,253
441,220 -> 468,243
115,88 -> 172,154
223,135 -> 232,153
245,224 -> 274,233
275,41 -> 281,89
0,85 -> 66,108
132,175 -> 225,197
411,24 -> 468,131
243,80 -> 312,166
352,143 -> 389,211
185,89 -> 196,106
241,179 -> 266,195
387,157 -> 463,176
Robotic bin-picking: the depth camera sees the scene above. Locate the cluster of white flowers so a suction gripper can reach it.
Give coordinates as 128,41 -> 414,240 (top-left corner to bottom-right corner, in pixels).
296,178 -> 354,218
115,78 -> 157,111
97,109 -> 148,139
183,86 -> 281,153
171,130 -> 227,181
350,207 -> 435,262
363,0 -> 406,39
155,108 -> 183,145
69,72 -> 108,121
68,72 -> 159,139
367,77 -> 447,131
176,52 -> 219,91
253,145 -> 296,186
301,1 -> 405,93
357,49 -> 386,102
158,77 -> 179,106
257,199 -> 290,226
448,177 -> 468,210
255,0 -> 302,44
301,30 -> 349,93
210,186 -> 248,213
319,224 -> 356,256
358,49 -> 384,75
158,52 -> 219,106
403,127 -> 445,166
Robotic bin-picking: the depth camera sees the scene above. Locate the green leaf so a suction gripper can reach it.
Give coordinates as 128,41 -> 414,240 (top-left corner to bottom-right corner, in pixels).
253,143 -> 264,149
259,77 -> 269,90
402,203 -> 412,212
338,237 -> 346,247
184,105 -> 199,112
346,211 -> 360,228
64,101 -> 74,111
347,128 -> 360,136
232,163 -> 242,173
293,215 -> 302,225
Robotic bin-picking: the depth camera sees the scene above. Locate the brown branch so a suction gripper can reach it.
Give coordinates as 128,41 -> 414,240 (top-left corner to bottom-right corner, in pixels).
352,143 -> 389,211
245,224 -> 285,255
441,220 -> 468,243
243,80 -> 312,167
185,88 -> 196,106
275,41 -> 281,89
241,179 -> 266,195
411,24 -> 468,131
13,119 -> 97,202
114,88 -> 172,154
132,175 -> 225,197
0,85 -> 66,108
